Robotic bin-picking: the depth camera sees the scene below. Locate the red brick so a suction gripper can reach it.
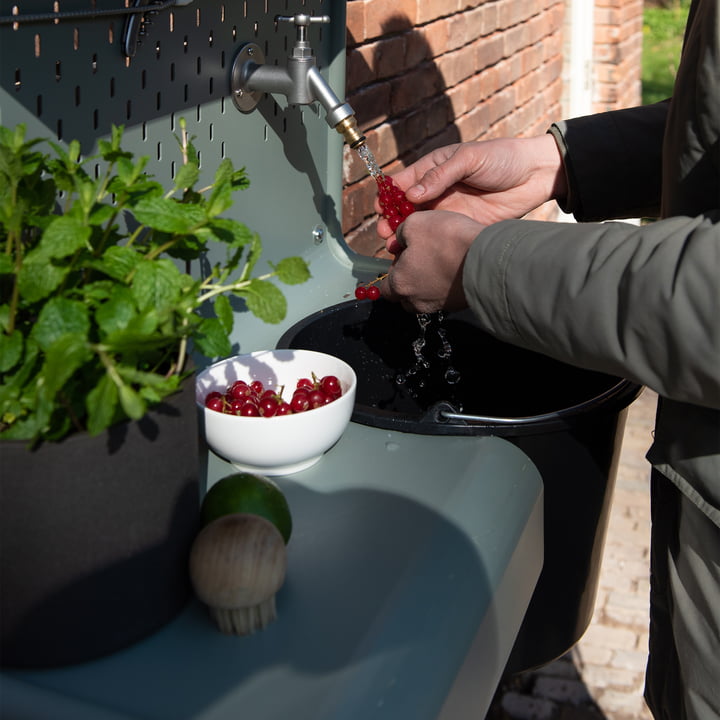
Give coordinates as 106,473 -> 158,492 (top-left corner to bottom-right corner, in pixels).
417,0 -> 459,25
346,1 -> 366,46
390,63 -> 444,116
436,44 -> 477,89
375,35 -> 411,79
422,18 -> 450,58
406,29 -> 433,67
365,0 -> 417,40
349,81 -> 392,128
347,45 -> 377,93
475,32 -> 505,70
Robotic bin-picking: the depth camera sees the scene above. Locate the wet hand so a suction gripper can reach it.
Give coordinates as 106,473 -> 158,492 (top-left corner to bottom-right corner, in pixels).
380,210 -> 485,314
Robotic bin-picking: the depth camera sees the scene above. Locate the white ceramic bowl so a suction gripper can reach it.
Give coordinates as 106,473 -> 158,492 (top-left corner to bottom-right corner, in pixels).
195,349 -> 357,475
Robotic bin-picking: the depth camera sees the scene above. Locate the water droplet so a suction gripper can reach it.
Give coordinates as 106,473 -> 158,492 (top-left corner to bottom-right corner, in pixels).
385,441 -> 400,452
445,367 -> 462,385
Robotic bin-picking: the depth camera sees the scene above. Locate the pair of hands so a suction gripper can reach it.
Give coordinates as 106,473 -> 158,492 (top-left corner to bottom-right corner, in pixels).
374,134 -> 567,313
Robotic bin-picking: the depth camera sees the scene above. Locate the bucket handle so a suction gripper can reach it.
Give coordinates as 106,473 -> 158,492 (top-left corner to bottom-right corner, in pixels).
436,380 -> 638,426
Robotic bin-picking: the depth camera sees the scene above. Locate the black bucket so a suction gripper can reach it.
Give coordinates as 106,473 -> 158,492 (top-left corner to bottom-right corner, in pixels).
278,299 -> 642,673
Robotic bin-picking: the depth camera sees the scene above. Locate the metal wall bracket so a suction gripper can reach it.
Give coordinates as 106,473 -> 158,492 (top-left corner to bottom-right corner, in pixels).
230,43 -> 265,113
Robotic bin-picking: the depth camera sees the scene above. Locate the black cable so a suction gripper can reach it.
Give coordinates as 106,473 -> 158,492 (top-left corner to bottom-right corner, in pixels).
0,0 -> 177,26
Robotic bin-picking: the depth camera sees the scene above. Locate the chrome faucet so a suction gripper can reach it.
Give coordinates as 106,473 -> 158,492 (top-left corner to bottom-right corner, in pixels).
230,13 -> 366,148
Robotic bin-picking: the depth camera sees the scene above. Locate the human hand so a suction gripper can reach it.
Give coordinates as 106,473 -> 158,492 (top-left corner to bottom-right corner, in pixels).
376,134 -> 565,253
379,210 -> 484,314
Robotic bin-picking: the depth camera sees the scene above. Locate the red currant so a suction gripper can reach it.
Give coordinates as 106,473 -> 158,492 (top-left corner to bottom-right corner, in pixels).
308,389 -> 328,409
228,381 -> 248,400
366,285 -> 381,300
205,392 -> 225,412
291,392 -> 310,413
228,399 -> 246,415
240,402 -> 260,417
355,286 -> 368,300
399,200 -> 416,217
260,397 -> 280,417
320,375 -> 342,398
276,402 -> 293,416
387,215 -> 403,232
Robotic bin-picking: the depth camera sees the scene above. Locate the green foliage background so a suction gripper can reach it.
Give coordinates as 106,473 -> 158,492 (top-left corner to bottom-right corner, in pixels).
642,0 -> 691,105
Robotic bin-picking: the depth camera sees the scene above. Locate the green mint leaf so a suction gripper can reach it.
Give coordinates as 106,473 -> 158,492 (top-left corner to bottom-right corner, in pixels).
86,373 -> 118,435
132,196 -> 206,233
89,245 -> 142,281
32,298 -> 90,350
206,181 -> 232,218
204,218 -> 254,250
95,285 -> 137,336
238,278 -> 287,324
131,257 -> 183,312
213,293 -> 233,334
117,366 -> 180,391
116,154 -> 150,186
271,256 -> 311,285
40,215 -> 91,258
17,255 -> 67,303
193,316 -> 232,358
42,333 -> 92,396
173,162 -> 199,192
119,383 -> 146,420
0,329 -> 23,373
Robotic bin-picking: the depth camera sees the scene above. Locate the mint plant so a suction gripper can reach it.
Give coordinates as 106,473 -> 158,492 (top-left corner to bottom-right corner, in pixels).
0,122 -> 310,443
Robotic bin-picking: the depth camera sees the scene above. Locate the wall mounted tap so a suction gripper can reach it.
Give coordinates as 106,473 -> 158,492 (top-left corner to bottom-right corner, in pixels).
230,13 -> 366,148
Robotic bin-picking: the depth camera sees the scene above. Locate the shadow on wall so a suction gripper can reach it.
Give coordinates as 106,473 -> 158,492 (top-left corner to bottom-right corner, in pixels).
344,14 -> 461,257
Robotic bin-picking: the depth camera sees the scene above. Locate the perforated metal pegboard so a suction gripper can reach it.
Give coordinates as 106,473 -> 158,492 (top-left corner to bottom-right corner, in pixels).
0,0 -> 349,267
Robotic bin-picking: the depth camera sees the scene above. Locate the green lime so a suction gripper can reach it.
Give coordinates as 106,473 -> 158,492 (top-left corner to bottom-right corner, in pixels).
200,473 -> 292,544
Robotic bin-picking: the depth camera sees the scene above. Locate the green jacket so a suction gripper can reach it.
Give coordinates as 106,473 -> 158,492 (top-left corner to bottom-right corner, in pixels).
464,0 -> 719,525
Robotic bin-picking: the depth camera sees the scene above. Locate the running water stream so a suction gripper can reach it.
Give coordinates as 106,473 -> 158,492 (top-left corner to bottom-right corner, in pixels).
353,143 -> 463,397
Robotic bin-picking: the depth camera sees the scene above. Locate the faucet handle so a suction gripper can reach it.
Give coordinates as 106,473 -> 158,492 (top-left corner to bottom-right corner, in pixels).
275,14 -> 331,28
276,13 -> 330,45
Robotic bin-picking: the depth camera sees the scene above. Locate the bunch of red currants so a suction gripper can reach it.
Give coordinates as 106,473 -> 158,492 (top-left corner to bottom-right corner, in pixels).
376,174 -> 416,231
353,174 -> 416,302
204,374 -> 343,417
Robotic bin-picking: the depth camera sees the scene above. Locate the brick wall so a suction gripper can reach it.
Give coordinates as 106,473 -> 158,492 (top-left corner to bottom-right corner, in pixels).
342,0 -> 643,257
593,0 -> 644,111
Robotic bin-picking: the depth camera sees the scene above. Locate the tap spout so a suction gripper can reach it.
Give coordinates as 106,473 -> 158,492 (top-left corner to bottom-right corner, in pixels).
230,14 -> 366,148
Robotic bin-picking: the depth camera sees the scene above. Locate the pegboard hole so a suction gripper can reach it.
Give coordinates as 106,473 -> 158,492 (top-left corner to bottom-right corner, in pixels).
14,69 -> 21,91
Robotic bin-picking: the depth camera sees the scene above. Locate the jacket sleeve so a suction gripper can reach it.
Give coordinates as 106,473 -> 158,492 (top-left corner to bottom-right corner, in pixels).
462,213 -> 720,409
548,101 -> 668,222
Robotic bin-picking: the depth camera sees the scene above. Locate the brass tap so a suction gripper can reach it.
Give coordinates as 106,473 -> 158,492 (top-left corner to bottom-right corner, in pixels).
335,116 -> 366,149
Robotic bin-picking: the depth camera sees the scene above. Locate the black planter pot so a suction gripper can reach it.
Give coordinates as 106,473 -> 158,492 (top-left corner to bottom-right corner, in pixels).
278,299 -> 642,673
0,374 -> 200,669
